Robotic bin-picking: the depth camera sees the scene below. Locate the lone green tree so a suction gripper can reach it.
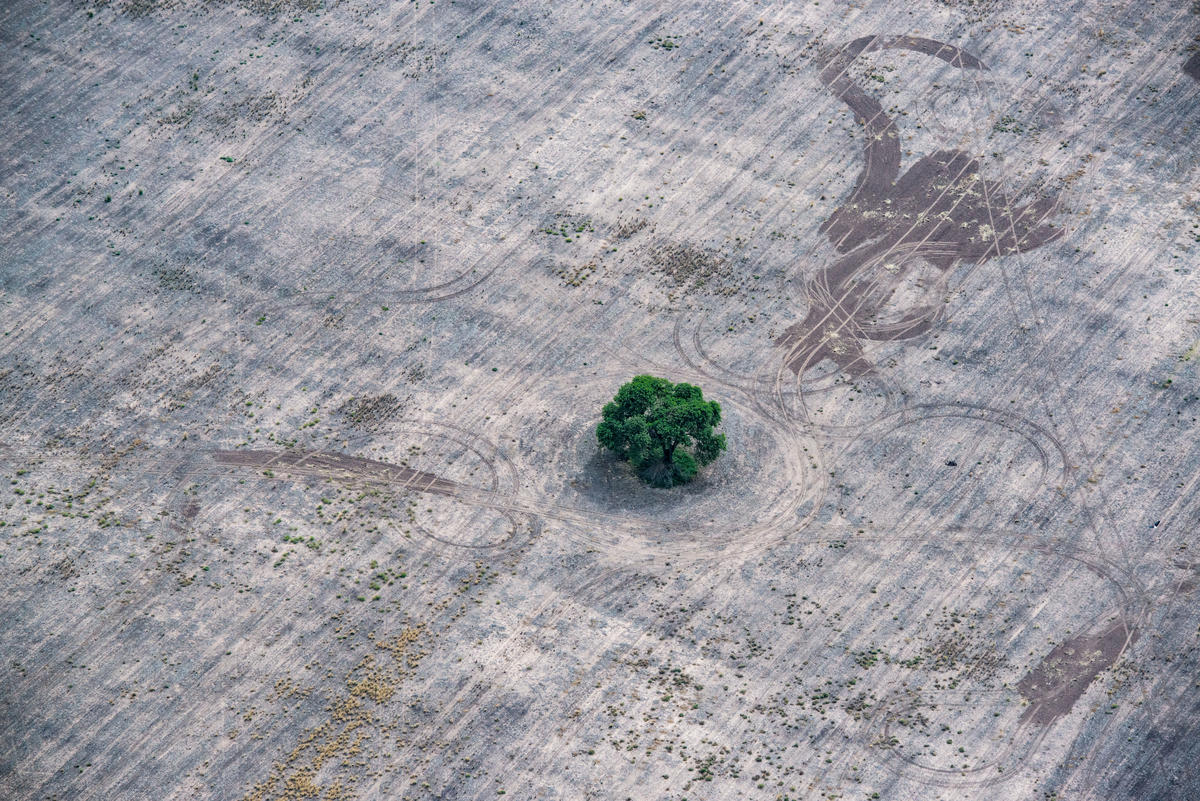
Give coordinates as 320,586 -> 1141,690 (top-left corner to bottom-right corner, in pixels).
596,375 -> 727,488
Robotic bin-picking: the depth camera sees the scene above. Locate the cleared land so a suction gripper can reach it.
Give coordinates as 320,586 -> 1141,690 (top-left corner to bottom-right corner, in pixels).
1,1 -> 1199,800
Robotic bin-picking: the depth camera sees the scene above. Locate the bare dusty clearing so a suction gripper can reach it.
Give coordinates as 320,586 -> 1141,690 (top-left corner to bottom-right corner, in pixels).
1,2 -> 1199,800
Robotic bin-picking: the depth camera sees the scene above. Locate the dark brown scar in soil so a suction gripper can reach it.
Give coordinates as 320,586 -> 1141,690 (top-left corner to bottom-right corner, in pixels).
778,35 -> 1063,377
1185,52 -> 1200,82
212,449 -> 460,495
1016,620 -> 1136,726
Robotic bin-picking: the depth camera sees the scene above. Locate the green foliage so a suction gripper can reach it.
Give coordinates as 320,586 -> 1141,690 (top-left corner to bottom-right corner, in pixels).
596,375 -> 726,487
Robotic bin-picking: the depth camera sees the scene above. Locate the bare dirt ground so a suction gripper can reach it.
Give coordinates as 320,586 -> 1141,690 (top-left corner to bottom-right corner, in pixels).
1,1 -> 1199,800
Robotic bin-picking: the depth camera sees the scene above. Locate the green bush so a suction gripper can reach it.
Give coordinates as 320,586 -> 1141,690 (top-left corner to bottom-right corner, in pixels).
596,375 -> 726,487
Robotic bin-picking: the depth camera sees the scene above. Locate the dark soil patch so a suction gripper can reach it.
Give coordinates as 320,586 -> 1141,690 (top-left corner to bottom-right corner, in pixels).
213,449 -> 459,496
1017,620 -> 1135,725
1185,52 -> 1200,82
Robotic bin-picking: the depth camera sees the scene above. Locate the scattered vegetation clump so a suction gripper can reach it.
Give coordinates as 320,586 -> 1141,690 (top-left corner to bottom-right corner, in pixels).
644,241 -> 730,290
551,261 -> 597,288
540,214 -> 594,241
612,217 -> 648,239
920,608 -> 1009,687
853,646 -> 884,669
337,394 -> 405,432
153,265 -> 199,293
992,114 -> 1026,134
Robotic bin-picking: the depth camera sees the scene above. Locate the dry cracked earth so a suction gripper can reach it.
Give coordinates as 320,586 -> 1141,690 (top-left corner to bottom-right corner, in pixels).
1,1 -> 1199,799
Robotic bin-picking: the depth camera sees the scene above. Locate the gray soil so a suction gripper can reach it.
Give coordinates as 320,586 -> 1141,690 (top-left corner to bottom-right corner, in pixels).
2,2 -> 1199,801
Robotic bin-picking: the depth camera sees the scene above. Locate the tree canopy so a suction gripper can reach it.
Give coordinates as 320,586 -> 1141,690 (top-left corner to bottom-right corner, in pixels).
596,375 -> 727,488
